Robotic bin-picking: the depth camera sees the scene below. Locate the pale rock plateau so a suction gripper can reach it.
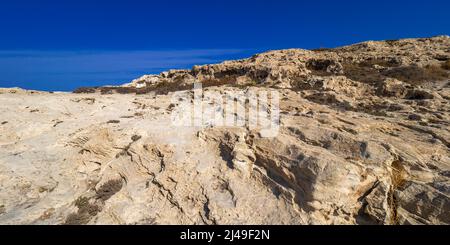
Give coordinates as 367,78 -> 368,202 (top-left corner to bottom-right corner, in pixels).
1,36 -> 450,224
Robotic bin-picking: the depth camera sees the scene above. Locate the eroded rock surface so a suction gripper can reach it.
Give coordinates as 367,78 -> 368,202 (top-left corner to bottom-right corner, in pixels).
1,36 -> 450,224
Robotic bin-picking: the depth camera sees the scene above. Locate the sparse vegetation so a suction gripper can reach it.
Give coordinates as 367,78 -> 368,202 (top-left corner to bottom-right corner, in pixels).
116,135 -> 142,158
107,120 -> 120,124
388,160 -> 407,225
306,59 -> 335,73
382,64 -> 449,85
341,58 -> 401,85
404,89 -> 434,100
311,47 -> 334,52
136,75 -> 240,95
73,87 -> 97,94
98,86 -> 137,94
71,69 -> 303,96
201,76 -> 236,87
138,217 -> 157,225
115,87 -> 137,94
341,59 -> 449,86
64,179 -> 124,225
74,196 -> 90,208
100,87 -> 114,94
144,80 -> 191,95
96,179 -> 124,202
233,80 -> 259,89
290,73 -> 326,91
342,62 -> 385,85
442,60 -> 450,70
385,39 -> 399,46
131,134 -> 141,142
64,196 -> 101,225
360,57 -> 401,68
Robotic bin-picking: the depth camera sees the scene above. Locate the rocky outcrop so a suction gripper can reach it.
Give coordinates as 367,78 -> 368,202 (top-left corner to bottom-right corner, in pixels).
116,36 -> 450,92
1,36 -> 450,224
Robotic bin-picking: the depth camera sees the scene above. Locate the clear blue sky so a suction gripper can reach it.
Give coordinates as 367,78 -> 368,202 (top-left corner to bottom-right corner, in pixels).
0,0 -> 449,91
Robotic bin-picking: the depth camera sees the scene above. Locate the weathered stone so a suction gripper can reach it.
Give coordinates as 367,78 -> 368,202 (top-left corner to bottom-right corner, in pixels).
1,36 -> 449,225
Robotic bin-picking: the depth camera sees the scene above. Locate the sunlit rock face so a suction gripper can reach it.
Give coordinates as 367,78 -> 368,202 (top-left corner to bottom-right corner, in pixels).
1,36 -> 449,224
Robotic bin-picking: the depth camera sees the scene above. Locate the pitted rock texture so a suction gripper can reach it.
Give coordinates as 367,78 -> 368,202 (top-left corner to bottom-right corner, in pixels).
1,36 -> 450,224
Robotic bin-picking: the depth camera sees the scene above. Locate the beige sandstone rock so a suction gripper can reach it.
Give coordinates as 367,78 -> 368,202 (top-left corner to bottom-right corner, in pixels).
1,36 -> 449,224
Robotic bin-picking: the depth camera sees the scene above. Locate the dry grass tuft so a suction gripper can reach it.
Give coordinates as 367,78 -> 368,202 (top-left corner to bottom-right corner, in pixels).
387,160 -> 408,225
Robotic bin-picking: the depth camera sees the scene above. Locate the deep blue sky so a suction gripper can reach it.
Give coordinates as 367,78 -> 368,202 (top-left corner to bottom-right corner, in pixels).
0,0 -> 449,91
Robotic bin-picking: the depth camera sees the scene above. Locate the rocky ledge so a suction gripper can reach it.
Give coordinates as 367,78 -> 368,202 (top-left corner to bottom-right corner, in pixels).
0,36 -> 449,224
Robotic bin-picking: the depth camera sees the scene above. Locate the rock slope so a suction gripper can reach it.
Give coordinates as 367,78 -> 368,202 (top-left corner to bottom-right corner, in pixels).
1,36 -> 450,224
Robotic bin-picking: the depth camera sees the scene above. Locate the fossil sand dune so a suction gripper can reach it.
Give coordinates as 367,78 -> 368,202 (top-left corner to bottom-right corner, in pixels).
1,36 -> 449,224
